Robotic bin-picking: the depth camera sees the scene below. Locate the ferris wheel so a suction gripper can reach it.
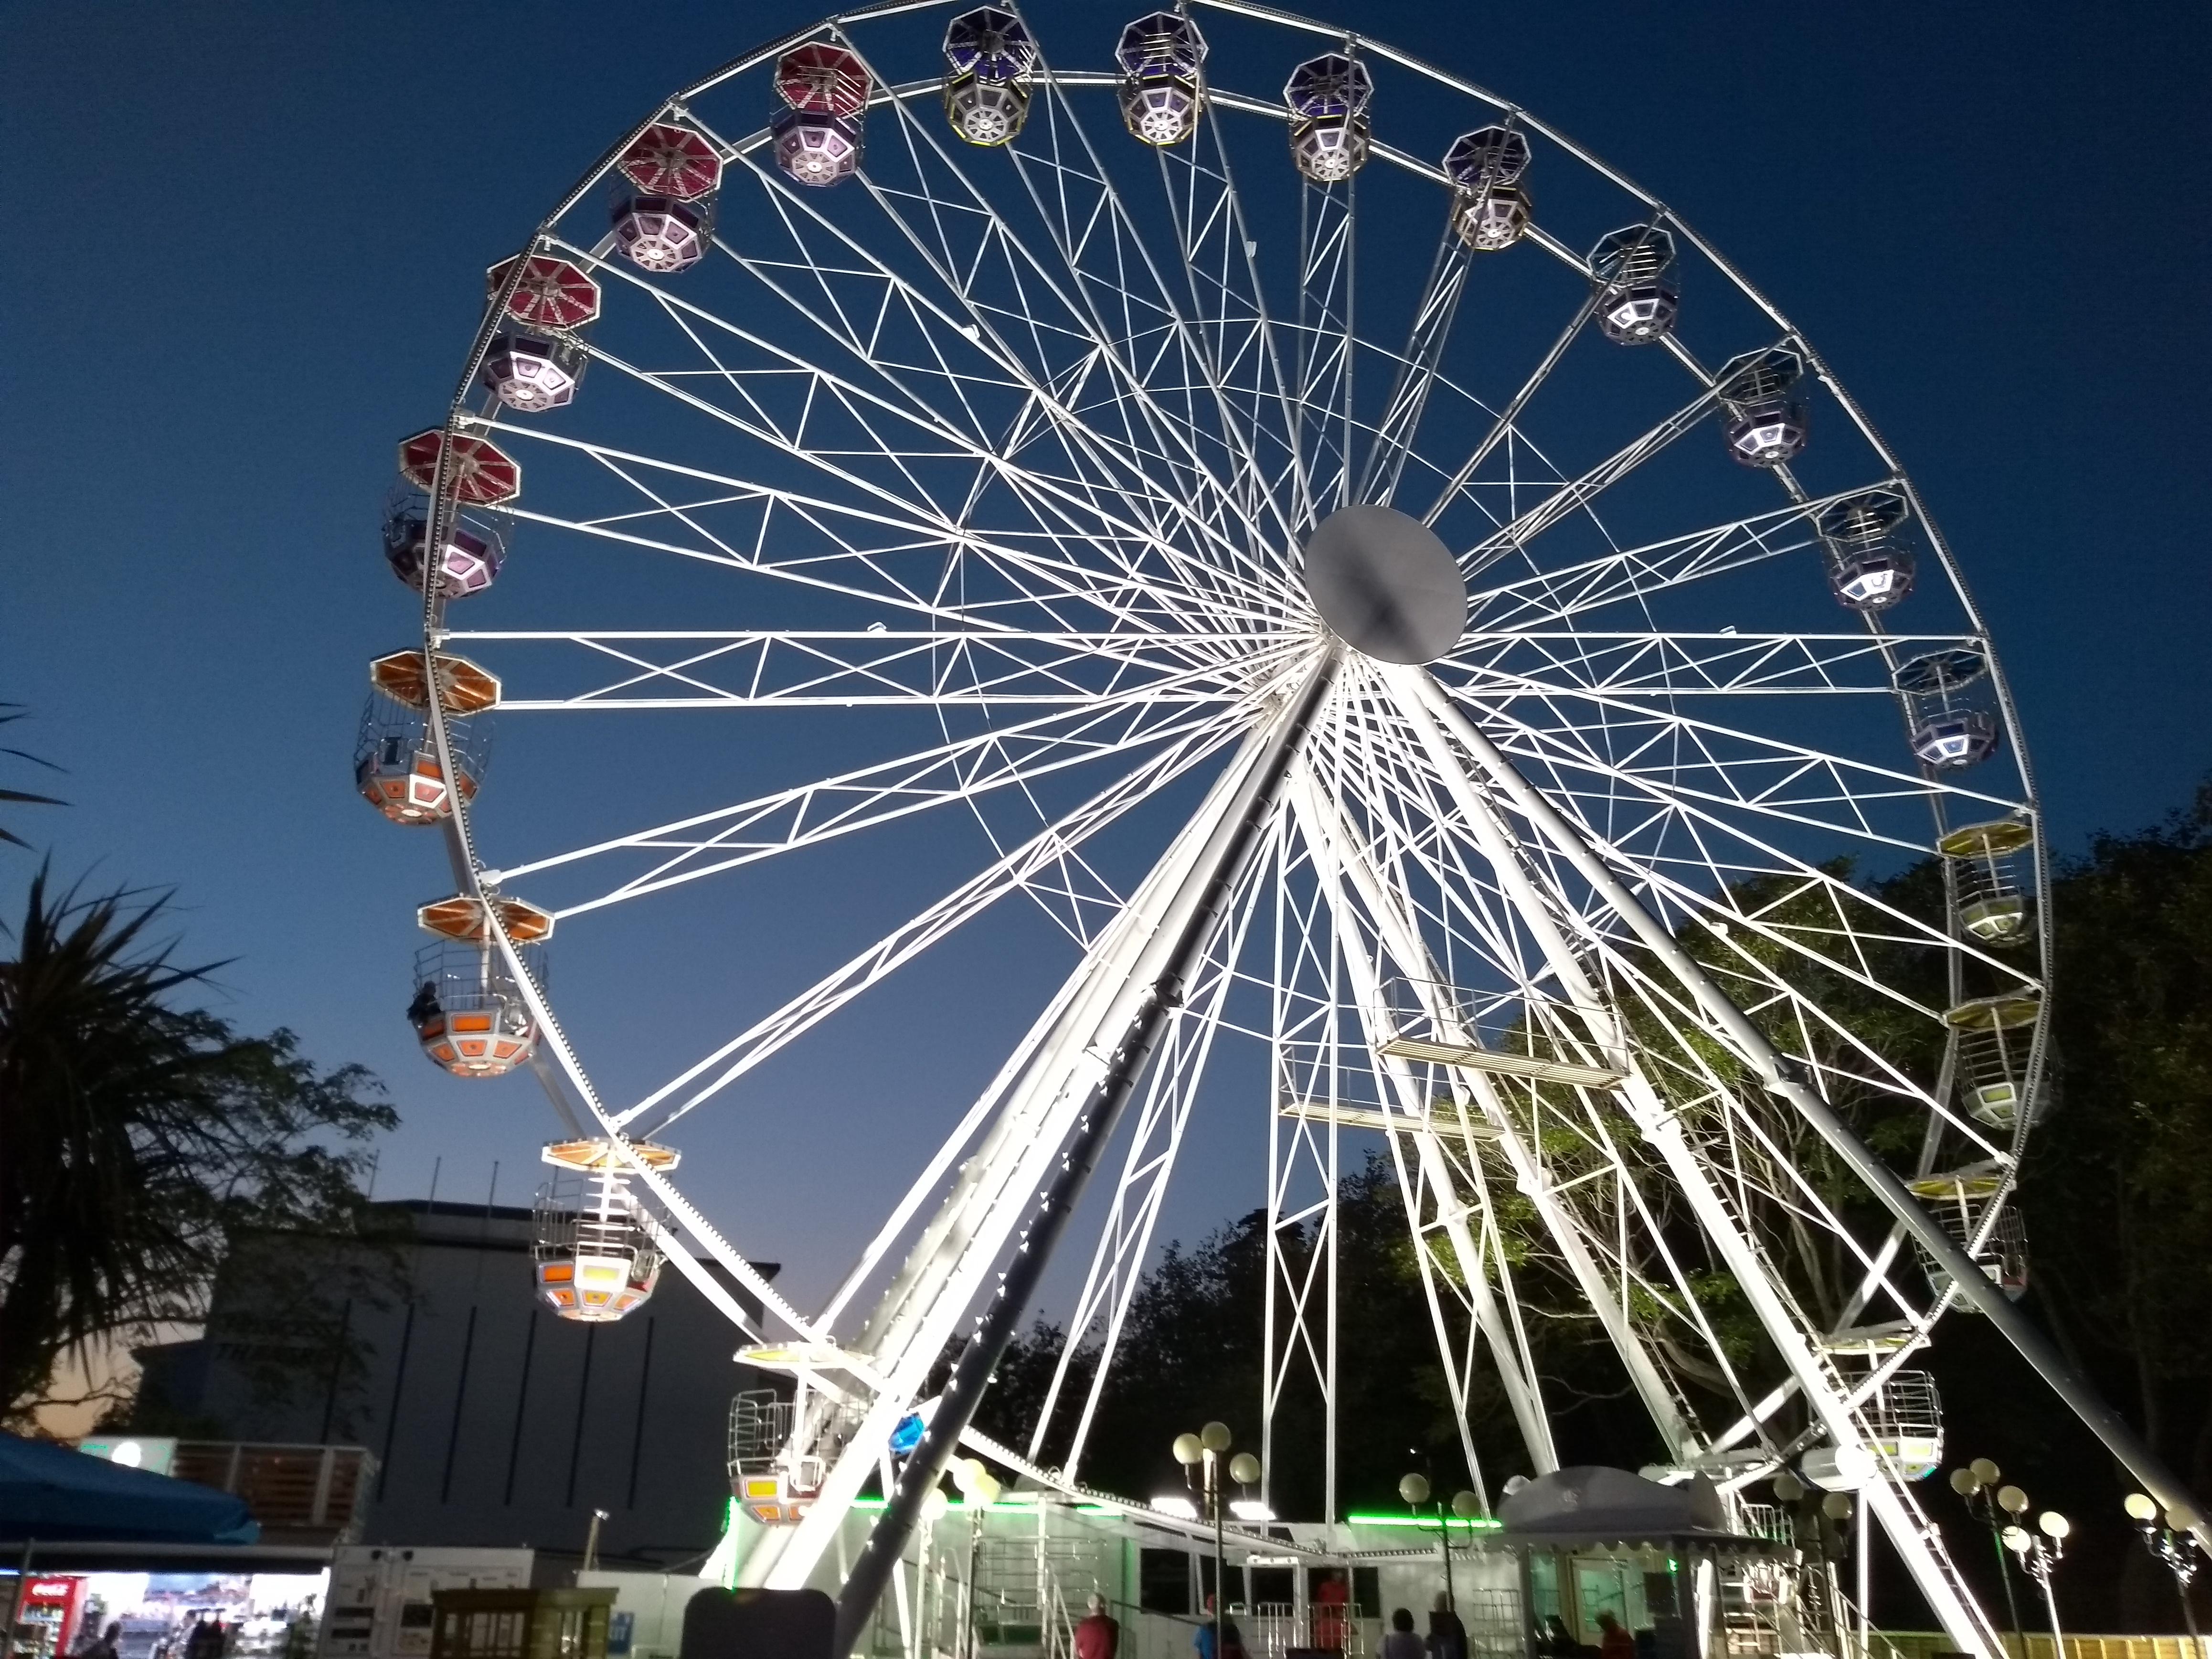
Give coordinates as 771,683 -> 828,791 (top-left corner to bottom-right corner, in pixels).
356,1 -> 2208,1648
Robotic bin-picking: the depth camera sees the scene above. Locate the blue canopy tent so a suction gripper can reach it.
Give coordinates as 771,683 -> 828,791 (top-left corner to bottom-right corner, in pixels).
0,1434 -> 258,1544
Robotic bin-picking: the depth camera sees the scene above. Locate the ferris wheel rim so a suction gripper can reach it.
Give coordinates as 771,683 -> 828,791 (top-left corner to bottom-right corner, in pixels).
366,1 -> 2115,1612
407,0 -> 2043,1306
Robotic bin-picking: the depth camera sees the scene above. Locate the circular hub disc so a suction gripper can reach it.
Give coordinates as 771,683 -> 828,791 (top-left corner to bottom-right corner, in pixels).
1300,503 -> 1467,664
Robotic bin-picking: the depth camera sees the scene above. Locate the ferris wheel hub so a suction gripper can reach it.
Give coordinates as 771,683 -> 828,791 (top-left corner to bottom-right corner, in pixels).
1300,503 -> 1467,664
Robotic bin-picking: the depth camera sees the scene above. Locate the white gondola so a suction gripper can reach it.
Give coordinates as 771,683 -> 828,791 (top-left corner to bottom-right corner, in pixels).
532,1140 -> 678,1321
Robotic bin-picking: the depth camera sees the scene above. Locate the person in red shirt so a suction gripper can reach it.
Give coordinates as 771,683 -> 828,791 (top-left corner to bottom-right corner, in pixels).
1595,1612 -> 1636,1659
1074,1593 -> 1119,1659
1312,1571 -> 1351,1652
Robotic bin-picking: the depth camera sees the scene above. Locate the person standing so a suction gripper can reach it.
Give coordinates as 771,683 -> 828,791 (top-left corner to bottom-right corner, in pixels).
1074,1594 -> 1119,1659
1311,1571 -> 1351,1653
1426,1593 -> 1468,1659
1595,1612 -> 1635,1659
1379,1608 -> 1426,1659
76,1625 -> 123,1659
1193,1594 -> 1247,1659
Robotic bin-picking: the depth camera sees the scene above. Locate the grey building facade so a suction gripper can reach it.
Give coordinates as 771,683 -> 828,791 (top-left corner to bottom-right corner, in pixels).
137,1200 -> 774,1572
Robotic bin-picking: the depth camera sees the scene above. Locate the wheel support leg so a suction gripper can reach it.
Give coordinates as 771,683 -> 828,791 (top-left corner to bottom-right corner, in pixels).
1393,664 -> 2212,1558
1389,665 -> 2010,1656
828,649 -> 1342,1655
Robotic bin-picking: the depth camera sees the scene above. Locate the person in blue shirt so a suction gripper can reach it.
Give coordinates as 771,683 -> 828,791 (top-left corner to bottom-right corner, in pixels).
1192,1594 -> 1246,1659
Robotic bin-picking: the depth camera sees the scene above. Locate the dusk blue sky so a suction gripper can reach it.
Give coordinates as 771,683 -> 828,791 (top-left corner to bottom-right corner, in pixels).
4,0 -> 2208,1322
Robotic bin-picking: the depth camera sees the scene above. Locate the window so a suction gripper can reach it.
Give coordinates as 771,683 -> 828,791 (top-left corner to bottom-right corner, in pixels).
1140,1549 -> 1191,1616
1197,1558 -> 1246,1608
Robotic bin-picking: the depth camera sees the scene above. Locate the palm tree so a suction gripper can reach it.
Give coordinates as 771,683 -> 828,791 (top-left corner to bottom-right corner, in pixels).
0,705 -> 63,849
0,868 -> 395,1424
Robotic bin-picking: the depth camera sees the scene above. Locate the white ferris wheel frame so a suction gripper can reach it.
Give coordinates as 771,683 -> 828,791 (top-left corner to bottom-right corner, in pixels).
387,1 -> 2212,1650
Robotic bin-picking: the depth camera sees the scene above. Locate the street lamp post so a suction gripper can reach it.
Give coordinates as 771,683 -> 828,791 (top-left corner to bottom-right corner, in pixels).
2123,1493 -> 2204,1659
1399,1472 -> 1482,1617
951,1457 -> 1001,1659
1175,1422 -> 1261,1659
1998,1504 -> 2069,1659
1811,1489 -> 1862,1659
1950,1460 -> 2031,1658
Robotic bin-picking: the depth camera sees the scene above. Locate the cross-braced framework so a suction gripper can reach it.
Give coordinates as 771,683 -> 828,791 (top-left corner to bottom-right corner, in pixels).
378,3 -> 2210,1653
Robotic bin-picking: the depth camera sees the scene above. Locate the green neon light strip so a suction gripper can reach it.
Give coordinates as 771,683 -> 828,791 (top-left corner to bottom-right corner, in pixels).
840,1499 -> 1503,1528
849,1496 -> 1110,1513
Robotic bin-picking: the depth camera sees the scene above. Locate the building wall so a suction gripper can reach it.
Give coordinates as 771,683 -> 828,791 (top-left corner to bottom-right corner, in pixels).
140,1201 -> 772,1571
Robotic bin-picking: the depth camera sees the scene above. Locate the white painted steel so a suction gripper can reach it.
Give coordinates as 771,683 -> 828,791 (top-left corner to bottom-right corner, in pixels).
372,6 -> 2174,1646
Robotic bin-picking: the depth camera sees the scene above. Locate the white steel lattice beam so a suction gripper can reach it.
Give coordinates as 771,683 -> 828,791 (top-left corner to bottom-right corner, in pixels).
1391,661 -> 2032,1650
744,650 -> 1332,1594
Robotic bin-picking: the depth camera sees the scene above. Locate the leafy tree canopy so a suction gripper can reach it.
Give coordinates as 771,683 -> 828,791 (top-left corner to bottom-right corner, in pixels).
951,780 -> 2212,1630
0,866 -> 396,1426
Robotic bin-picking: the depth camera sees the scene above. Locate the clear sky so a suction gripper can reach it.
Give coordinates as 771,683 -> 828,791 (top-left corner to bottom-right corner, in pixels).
4,0 -> 2208,1327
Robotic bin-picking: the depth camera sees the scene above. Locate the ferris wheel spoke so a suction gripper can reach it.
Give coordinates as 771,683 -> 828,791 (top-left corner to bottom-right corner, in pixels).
1448,672 -> 2032,855
1416,294 -> 1596,530
688,99 -> 1291,609
1291,176 -> 1357,519
541,322 -> 1293,628
1385,670 -> 1987,1486
1156,113 -> 1312,541
856,83 -> 1299,595
1411,690 -> 2026,1150
1303,833 -> 1509,1488
489,686 -> 1260,912
500,495 -> 1283,648
1008,74 -> 1295,557
1299,689 -> 1699,1455
585,248 -> 1251,600
1451,381 -> 1725,581
1464,488 -> 1884,633
1035,817 -> 1275,1478
487,420 -> 1288,636
1458,629 -> 1978,701
1323,698 -> 1565,1006
1358,227 -> 1473,509
560,238 -> 1289,627
1261,824 -> 1356,1501
620,703 -> 1251,1134
1603,885 -> 2015,1166
1292,756 -> 1648,1470
1490,1110 -> 1766,1439
440,627 -> 1258,709
1598,955 -> 1947,1327
1406,668 -> 2017,1460
1450,740 -> 2022,1018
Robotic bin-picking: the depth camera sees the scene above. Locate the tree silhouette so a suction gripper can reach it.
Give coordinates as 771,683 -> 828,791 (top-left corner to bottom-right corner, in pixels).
0,868 -> 395,1426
